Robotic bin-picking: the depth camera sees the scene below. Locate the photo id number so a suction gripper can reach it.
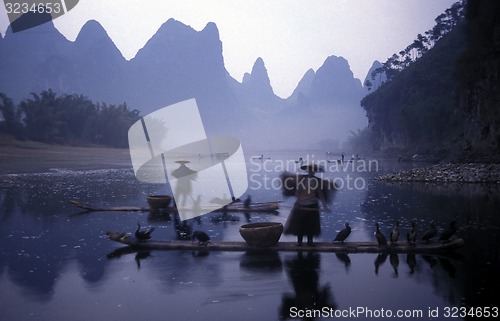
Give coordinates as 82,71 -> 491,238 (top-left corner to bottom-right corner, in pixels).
5,2 -> 62,14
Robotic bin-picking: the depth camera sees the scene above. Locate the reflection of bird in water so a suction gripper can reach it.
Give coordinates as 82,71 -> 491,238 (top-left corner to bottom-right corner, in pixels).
173,213 -> 192,240
421,222 -> 437,242
439,258 -> 456,278
374,253 -> 388,275
333,222 -> 351,243
135,223 -> 155,240
135,251 -> 152,269
335,253 -> 351,271
192,230 -> 211,245
375,223 -> 388,247
192,250 -> 209,258
439,220 -> 457,241
390,253 -> 399,277
422,255 -> 438,268
407,221 -> 417,245
390,220 -> 400,245
406,253 -> 417,275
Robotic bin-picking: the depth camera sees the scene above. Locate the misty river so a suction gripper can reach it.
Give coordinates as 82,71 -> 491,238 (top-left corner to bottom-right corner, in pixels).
0,151 -> 498,321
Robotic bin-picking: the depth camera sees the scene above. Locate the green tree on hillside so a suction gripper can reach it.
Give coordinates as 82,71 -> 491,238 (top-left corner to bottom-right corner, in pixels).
0,90 -> 140,147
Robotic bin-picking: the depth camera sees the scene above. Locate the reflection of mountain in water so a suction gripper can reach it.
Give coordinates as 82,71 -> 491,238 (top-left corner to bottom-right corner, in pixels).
1,166 -> 499,317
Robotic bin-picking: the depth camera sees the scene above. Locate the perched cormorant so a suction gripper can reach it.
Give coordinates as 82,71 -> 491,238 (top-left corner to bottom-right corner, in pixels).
375,223 -> 388,247
135,223 -> 155,241
406,221 -> 417,245
192,230 -> 211,245
439,220 -> 457,241
333,222 -> 351,243
390,220 -> 400,245
421,222 -> 437,242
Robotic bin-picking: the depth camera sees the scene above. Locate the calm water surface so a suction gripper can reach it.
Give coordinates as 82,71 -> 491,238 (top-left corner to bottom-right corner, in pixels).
0,151 -> 499,321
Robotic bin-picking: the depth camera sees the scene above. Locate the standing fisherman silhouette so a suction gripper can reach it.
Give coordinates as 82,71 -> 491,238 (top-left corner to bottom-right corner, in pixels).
283,163 -> 332,246
171,160 -> 197,208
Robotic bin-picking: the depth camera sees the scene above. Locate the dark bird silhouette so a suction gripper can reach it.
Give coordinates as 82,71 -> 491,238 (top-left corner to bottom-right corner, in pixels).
335,253 -> 351,271
135,251 -> 152,269
439,220 -> 457,241
192,230 -> 211,245
333,222 -> 351,243
422,255 -> 438,268
439,258 -> 456,278
374,253 -> 388,275
421,222 -> 437,242
375,223 -> 388,247
406,221 -> 417,245
390,220 -> 400,245
135,223 -> 155,241
390,253 -> 399,277
406,253 -> 417,275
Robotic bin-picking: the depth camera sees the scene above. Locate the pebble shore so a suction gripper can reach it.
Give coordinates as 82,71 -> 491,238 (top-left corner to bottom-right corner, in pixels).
377,163 -> 500,183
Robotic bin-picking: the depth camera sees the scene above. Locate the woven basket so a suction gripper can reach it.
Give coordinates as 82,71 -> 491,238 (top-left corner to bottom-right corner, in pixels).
147,195 -> 171,209
239,222 -> 283,247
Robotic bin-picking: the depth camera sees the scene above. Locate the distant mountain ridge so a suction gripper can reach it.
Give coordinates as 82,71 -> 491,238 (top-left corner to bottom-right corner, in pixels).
0,15 -> 368,150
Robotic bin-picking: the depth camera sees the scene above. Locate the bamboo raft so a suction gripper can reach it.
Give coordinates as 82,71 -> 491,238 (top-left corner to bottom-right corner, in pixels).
69,199 -> 280,213
106,231 -> 464,254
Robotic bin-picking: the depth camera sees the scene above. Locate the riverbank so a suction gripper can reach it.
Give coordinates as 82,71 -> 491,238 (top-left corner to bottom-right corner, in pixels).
0,135 -> 132,175
377,163 -> 500,183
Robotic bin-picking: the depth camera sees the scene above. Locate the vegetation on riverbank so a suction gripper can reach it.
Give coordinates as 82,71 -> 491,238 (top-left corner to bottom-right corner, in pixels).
0,90 -> 140,148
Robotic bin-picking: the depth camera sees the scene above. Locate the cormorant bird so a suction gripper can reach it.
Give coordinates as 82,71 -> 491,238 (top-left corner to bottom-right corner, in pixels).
135,223 -> 155,241
192,230 -> 211,245
439,220 -> 457,241
375,223 -> 388,247
406,221 -> 417,245
333,222 -> 351,243
390,220 -> 400,245
421,222 -> 437,242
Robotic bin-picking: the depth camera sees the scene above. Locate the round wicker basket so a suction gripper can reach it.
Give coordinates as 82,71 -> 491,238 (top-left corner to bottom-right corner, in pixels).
239,222 -> 283,247
147,195 -> 171,209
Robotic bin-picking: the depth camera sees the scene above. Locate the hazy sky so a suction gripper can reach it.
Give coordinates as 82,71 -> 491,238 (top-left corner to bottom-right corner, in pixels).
0,0 -> 457,98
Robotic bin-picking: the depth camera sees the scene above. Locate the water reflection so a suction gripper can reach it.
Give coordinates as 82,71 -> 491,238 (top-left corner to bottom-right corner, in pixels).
335,253 -> 351,271
280,252 -> 336,320
0,160 -> 499,320
374,253 -> 388,275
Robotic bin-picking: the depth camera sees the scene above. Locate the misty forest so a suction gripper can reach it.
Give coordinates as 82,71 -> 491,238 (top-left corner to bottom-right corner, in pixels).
0,0 -> 498,160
